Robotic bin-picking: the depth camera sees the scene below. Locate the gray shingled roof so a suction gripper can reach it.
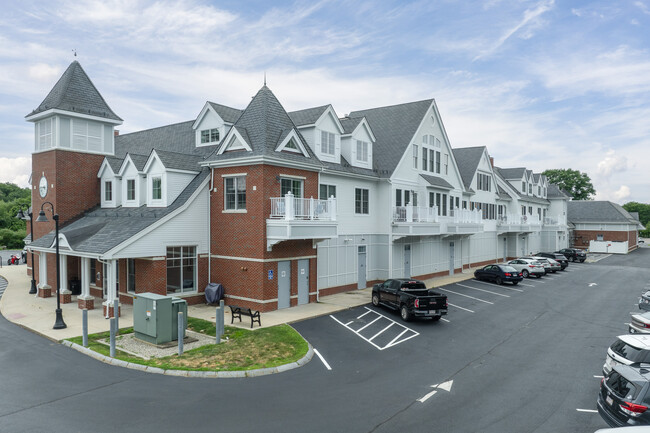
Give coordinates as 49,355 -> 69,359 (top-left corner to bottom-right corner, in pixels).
547,183 -> 571,199
115,121 -> 212,160
452,146 -> 485,190
349,99 -> 433,178
288,105 -> 329,126
498,167 -> 526,180
204,86 -> 323,169
105,156 -> 123,173
26,61 -> 122,121
568,201 -> 644,226
339,117 -> 363,134
127,153 -> 149,171
420,174 -> 454,189
497,184 -> 512,200
30,169 -> 210,255
321,156 -> 378,178
207,102 -> 242,124
155,150 -> 203,172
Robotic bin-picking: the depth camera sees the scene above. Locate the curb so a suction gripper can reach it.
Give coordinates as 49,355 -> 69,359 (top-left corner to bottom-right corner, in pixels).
63,340 -> 314,378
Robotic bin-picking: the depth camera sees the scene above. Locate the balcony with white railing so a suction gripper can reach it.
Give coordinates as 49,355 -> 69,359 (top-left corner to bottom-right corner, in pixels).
497,213 -> 542,233
266,192 -> 338,250
543,214 -> 567,226
391,205 -> 483,237
440,208 -> 484,234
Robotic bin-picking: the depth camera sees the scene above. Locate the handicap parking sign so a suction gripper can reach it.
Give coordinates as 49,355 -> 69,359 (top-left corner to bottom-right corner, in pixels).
268,270 -> 274,280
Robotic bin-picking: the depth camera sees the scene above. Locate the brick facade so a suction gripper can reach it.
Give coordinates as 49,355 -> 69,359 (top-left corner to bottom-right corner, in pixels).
573,229 -> 638,251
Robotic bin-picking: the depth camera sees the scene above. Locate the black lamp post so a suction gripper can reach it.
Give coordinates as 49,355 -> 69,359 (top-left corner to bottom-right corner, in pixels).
35,202 -> 66,330
16,207 -> 38,295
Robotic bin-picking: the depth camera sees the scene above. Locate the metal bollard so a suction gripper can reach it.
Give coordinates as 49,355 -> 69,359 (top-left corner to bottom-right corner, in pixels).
113,298 -> 119,332
178,311 -> 184,356
109,318 -> 116,358
219,299 -> 225,339
215,305 -> 221,344
82,309 -> 88,348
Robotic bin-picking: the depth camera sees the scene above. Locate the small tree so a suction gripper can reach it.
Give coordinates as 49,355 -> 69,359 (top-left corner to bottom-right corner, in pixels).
542,169 -> 596,200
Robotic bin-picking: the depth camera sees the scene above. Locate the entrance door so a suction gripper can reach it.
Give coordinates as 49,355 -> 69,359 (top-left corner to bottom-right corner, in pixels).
449,241 -> 455,276
278,261 -> 291,309
357,246 -> 367,289
297,259 -> 309,305
503,237 -> 507,262
404,244 -> 411,278
521,237 -> 527,256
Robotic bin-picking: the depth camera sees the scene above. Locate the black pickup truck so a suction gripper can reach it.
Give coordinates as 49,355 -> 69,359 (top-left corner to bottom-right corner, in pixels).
371,278 -> 448,322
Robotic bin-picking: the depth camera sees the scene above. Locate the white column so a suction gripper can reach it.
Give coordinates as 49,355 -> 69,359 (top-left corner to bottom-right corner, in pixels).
79,257 -> 93,301
38,253 -> 50,291
329,196 -> 337,221
285,192 -> 294,221
59,254 -> 70,294
102,259 -> 119,314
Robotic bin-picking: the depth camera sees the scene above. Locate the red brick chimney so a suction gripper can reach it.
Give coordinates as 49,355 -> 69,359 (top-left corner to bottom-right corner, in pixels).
489,157 -> 494,167
114,130 -> 120,136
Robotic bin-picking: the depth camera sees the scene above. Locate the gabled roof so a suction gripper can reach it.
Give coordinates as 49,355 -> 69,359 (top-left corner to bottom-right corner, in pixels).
420,174 -> 454,189
349,99 -> 433,177
127,153 -> 149,172
105,156 -> 123,174
340,117 -> 363,134
452,146 -> 486,190
547,184 -> 571,199
288,105 -> 329,126
498,167 -> 527,180
155,150 -> 203,172
568,201 -> 644,226
115,121 -> 212,159
26,61 -> 122,122
204,86 -> 322,168
30,169 -> 210,255
207,102 -> 242,123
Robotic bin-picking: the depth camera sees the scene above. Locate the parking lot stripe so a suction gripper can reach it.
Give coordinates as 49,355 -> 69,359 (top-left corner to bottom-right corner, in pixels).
471,279 -> 523,292
594,375 -> 603,378
576,409 -> 597,413
313,348 -> 332,371
386,329 -> 415,348
441,317 -> 450,323
357,310 -> 371,319
449,303 -> 474,313
517,282 -> 535,287
438,288 -> 494,304
457,283 -> 510,297
368,323 -> 395,342
357,316 -> 382,333
330,308 -> 420,351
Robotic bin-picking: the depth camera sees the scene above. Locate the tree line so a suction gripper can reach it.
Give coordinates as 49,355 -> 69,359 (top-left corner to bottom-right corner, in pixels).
0,182 -> 30,249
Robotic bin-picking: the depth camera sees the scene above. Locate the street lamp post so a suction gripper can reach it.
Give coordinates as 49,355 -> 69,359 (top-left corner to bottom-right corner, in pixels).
16,207 -> 38,294
35,202 -> 67,330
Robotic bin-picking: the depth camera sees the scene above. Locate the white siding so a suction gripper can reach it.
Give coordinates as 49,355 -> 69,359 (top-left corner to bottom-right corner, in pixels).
195,108 -> 225,148
314,112 -> 341,164
167,172 -> 196,205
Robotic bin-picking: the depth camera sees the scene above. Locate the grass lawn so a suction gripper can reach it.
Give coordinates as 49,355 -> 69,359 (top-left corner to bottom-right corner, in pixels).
65,317 -> 309,371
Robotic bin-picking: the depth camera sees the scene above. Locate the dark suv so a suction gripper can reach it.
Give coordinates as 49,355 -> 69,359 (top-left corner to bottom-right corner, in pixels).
536,252 -> 568,270
598,365 -> 650,427
556,248 -> 587,263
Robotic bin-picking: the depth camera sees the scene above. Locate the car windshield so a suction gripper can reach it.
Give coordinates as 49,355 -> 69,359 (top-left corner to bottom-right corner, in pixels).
500,265 -> 517,272
611,340 -> 648,363
606,371 -> 639,400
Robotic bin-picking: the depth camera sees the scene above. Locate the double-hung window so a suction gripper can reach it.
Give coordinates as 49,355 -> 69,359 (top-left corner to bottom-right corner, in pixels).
356,140 -> 368,162
166,246 -> 196,294
319,184 -> 336,199
225,176 -> 246,210
413,144 -> 418,169
355,188 -> 369,214
321,131 -> 335,155
152,177 -> 162,200
201,128 -> 220,144
435,151 -> 441,173
126,179 -> 136,201
429,149 -> 435,172
104,181 -> 112,201
281,178 -> 303,198
422,149 -> 428,172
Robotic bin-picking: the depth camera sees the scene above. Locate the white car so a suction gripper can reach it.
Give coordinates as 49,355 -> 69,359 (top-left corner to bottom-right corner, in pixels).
506,258 -> 545,278
629,311 -> 650,334
528,256 -> 561,273
603,334 -> 650,376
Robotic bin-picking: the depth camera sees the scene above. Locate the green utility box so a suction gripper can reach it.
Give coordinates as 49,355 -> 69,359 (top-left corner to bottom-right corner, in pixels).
133,293 -> 187,345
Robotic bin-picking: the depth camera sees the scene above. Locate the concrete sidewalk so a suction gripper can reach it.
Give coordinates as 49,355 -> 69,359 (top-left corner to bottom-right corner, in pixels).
0,263 -> 474,341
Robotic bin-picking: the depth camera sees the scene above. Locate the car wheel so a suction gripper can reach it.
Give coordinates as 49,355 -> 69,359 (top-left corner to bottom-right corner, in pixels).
495,277 -> 503,285
522,269 -> 529,278
400,305 -> 411,322
431,315 -> 441,322
512,281 -> 519,286
536,274 -> 542,278
569,256 -> 575,262
552,270 -> 557,273
372,293 -> 380,307
580,259 -> 585,263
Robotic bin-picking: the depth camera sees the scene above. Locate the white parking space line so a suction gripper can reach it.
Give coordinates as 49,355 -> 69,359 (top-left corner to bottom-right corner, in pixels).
313,348 -> 332,371
594,375 -> 604,379
441,317 -> 450,323
517,282 -> 535,287
576,409 -> 598,413
438,288 -> 494,304
471,279 -> 523,292
330,307 -> 420,351
357,310 -> 371,319
449,303 -> 474,313
456,283 -> 510,297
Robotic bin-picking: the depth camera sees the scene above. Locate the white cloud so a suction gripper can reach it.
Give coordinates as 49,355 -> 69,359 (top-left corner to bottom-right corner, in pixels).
614,185 -> 632,201
0,157 -> 31,187
597,150 -> 628,177
28,63 -> 61,83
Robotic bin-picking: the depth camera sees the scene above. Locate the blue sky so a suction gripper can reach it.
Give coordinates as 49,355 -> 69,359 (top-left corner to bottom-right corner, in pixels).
1,0 -> 649,203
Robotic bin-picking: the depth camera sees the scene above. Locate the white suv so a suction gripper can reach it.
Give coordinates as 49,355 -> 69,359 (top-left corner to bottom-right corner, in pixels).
505,258 -> 545,278
603,334 -> 650,375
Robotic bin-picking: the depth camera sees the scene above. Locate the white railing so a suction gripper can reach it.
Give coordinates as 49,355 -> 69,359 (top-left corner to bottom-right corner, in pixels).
270,192 -> 336,221
498,214 -> 540,225
451,208 -> 482,224
543,215 -> 566,225
393,205 -> 439,223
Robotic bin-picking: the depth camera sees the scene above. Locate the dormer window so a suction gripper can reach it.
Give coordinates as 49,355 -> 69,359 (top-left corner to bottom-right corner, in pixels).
522,182 -> 526,193
152,177 -> 162,200
127,179 -> 136,201
104,181 -> 113,201
283,138 -> 300,152
356,140 -> 368,162
321,131 -> 335,155
528,183 -> 532,194
201,128 -> 220,144
38,118 -> 53,150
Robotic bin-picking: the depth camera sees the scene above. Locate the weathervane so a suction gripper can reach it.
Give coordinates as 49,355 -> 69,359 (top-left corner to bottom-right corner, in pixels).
264,71 -> 267,86
72,49 -> 77,57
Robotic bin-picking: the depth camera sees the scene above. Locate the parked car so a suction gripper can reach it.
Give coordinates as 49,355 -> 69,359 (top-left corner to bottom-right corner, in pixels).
506,258 -> 545,278
604,335 -> 650,376
640,291 -> 650,312
594,427 -> 650,432
629,312 -> 650,334
597,365 -> 650,427
536,252 -> 569,270
527,256 -> 561,273
474,264 -> 523,285
371,278 -> 448,322
556,247 -> 587,263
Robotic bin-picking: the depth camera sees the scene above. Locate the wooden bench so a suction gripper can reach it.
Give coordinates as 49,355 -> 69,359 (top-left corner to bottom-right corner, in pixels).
229,305 -> 261,328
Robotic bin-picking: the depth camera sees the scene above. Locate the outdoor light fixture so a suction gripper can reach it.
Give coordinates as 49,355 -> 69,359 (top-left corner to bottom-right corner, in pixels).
35,202 -> 67,330
15,207 -> 37,295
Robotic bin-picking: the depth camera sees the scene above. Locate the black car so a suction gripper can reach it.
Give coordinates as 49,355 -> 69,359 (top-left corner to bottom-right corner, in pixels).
536,252 -> 569,270
640,291 -> 650,312
556,248 -> 586,263
598,365 -> 650,427
473,264 -> 523,285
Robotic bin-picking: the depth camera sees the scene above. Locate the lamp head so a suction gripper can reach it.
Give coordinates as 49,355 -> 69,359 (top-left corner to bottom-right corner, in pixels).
36,209 -> 49,223
15,209 -> 25,220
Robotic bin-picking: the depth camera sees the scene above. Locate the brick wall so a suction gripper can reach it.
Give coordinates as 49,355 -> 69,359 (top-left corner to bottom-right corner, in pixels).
573,229 -> 638,249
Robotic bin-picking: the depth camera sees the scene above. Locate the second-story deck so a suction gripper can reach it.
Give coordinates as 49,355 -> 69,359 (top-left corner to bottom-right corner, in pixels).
392,205 -> 483,238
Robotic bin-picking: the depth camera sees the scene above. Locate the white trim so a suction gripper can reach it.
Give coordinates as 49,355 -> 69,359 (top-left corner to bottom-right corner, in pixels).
97,159 -> 115,178
279,173 -> 306,180
225,294 -> 277,304
211,254 -> 317,262
191,102 -> 224,130
201,155 -> 321,172
33,146 -> 114,157
217,127 -> 252,154
142,149 -> 161,173
221,172 -> 248,177
222,209 -> 248,213
167,168 -> 200,175
26,108 -> 122,125
275,129 -> 310,157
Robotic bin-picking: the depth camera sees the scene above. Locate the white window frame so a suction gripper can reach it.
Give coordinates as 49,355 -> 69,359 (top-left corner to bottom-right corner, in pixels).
38,118 -> 53,150
200,128 -> 221,144
126,178 -> 136,202
321,130 -> 335,155
104,181 -> 113,202
413,144 -> 418,169
355,187 -> 369,215
356,140 -> 368,162
224,175 -> 247,211
151,176 -> 162,201
166,246 -> 197,294
319,184 -> 336,199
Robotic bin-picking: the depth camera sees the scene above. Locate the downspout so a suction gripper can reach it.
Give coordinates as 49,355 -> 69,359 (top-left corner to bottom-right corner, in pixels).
208,167 -> 213,284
